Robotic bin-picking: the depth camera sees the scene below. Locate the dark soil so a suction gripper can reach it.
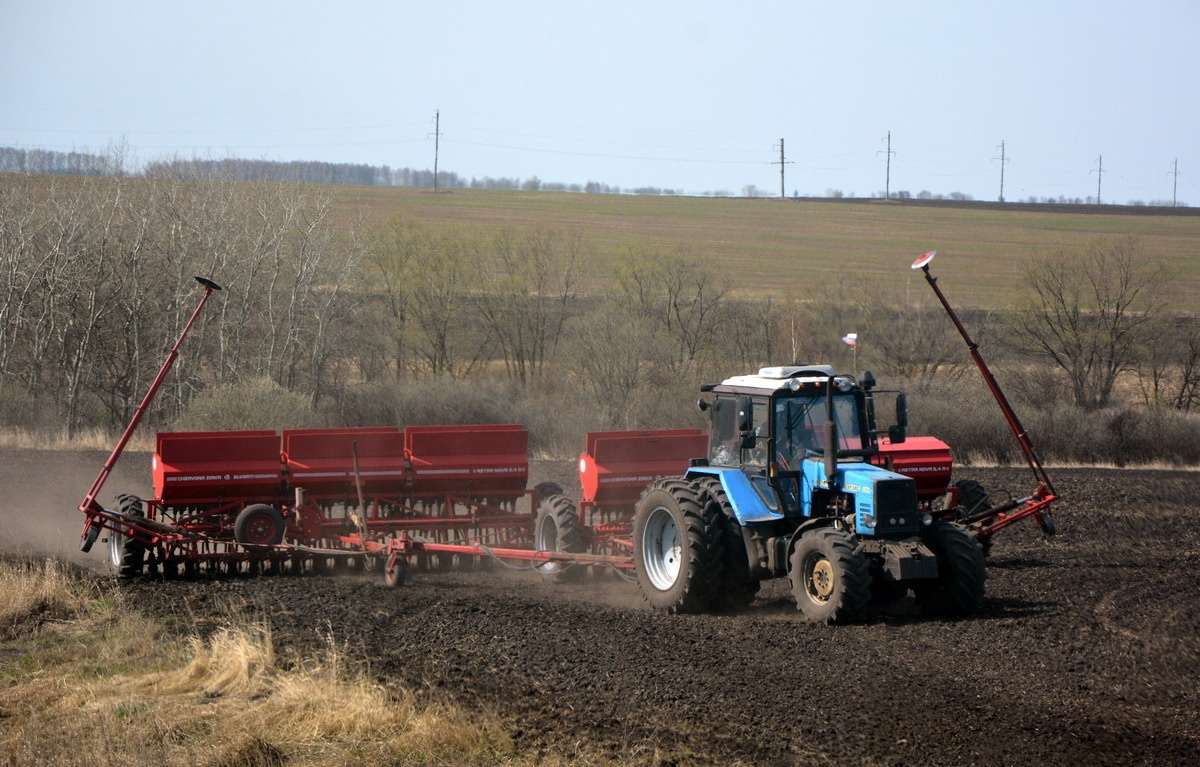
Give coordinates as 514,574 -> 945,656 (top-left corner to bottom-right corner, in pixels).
5,451 -> 1199,766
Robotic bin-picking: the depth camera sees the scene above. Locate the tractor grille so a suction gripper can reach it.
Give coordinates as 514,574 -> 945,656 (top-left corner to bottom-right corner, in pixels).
873,478 -> 919,534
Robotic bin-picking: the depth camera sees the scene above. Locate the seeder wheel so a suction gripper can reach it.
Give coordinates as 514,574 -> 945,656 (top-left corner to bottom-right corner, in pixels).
533,493 -> 586,583
384,554 -> 407,587
234,504 -> 286,548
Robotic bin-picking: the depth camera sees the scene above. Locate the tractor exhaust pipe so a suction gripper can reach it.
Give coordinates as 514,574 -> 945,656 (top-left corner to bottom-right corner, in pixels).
823,376 -> 838,481
79,276 -> 223,551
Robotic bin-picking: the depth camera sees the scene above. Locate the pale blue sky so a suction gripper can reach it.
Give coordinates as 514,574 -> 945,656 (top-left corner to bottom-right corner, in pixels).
3,1 -> 1197,202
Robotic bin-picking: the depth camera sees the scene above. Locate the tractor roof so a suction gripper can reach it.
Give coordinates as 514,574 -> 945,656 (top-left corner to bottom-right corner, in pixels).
716,365 -> 845,393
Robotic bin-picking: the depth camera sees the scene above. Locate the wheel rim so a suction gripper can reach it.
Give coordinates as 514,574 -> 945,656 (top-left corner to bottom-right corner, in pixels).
108,529 -> 125,569
244,513 -> 278,545
536,514 -> 558,551
805,555 -> 835,603
641,505 -> 682,591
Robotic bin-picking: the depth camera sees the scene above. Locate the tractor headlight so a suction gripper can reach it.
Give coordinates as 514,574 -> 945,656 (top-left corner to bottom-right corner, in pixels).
921,513 -> 932,526
862,513 -> 876,529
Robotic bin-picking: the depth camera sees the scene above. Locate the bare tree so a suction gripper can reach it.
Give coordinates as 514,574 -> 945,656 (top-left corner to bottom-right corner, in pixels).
864,302 -> 977,392
368,218 -> 487,378
566,302 -> 672,428
473,228 -> 583,385
614,248 -> 731,376
1134,316 -> 1200,413
1012,237 -> 1168,410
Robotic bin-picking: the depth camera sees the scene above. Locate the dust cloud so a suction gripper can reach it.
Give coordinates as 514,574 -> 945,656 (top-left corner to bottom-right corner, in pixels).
0,447 -> 152,570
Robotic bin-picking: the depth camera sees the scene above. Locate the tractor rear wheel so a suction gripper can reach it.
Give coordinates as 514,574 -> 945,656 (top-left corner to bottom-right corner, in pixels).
632,478 -> 723,614
234,504 -> 286,549
789,527 -> 871,624
533,493 -> 586,583
914,521 -> 987,617
697,478 -> 760,610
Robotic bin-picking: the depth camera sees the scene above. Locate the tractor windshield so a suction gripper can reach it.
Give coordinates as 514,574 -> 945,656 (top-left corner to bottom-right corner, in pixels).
773,393 -> 865,470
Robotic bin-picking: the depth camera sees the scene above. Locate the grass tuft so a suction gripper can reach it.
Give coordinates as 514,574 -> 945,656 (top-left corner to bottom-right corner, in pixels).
0,556 -> 517,766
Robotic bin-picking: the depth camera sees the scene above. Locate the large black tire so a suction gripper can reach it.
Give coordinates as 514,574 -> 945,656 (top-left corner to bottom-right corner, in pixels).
118,540 -> 146,580
955,479 -> 994,556
955,479 -> 991,516
697,478 -> 760,610
234,504 -> 286,549
632,478 -> 723,614
533,481 -> 565,501
913,521 -> 987,617
114,494 -> 146,579
789,527 -> 872,624
533,493 -> 586,583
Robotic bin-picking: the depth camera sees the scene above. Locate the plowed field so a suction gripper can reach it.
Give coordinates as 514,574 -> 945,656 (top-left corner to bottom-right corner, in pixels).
5,450 -> 1199,766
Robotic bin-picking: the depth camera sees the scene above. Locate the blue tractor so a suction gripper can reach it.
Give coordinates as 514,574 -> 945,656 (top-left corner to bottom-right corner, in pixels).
631,365 -> 986,622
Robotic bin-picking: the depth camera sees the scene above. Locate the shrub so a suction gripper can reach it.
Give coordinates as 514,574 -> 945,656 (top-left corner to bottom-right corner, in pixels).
173,377 -> 323,432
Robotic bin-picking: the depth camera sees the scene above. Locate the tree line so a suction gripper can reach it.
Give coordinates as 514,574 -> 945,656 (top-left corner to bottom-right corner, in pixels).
1,171 -> 1197,463
1,146 -> 645,195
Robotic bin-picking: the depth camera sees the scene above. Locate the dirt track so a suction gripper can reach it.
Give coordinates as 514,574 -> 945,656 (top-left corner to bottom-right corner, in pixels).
5,450 -> 1199,765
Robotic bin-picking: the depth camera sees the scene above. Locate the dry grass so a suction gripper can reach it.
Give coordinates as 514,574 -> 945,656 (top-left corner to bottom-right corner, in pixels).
0,426 -> 153,453
0,556 -> 527,767
0,557 -> 98,640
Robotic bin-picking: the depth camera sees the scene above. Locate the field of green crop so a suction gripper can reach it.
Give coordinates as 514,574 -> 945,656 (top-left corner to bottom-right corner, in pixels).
334,188 -> 1200,308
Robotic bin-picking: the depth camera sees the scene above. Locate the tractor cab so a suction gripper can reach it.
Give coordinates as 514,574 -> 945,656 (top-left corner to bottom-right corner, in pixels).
696,366 -> 916,532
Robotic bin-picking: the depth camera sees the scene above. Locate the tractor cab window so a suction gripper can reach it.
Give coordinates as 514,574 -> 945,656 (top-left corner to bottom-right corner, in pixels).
709,395 -> 740,466
773,392 -> 864,470
744,398 -> 770,468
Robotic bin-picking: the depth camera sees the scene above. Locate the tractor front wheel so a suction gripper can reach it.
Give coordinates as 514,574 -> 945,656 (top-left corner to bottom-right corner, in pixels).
914,521 -> 987,617
632,479 -> 722,614
790,527 -> 872,624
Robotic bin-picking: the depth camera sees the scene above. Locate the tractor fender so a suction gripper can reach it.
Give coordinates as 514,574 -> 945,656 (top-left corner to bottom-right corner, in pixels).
782,519 -> 840,573
685,467 -> 785,525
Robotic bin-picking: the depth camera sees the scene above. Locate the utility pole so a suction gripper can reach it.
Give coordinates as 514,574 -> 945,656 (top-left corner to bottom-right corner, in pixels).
878,131 -> 895,200
1091,154 -> 1105,204
431,110 -> 441,191
773,138 -> 793,199
1171,158 -> 1180,207
994,140 -> 1009,202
